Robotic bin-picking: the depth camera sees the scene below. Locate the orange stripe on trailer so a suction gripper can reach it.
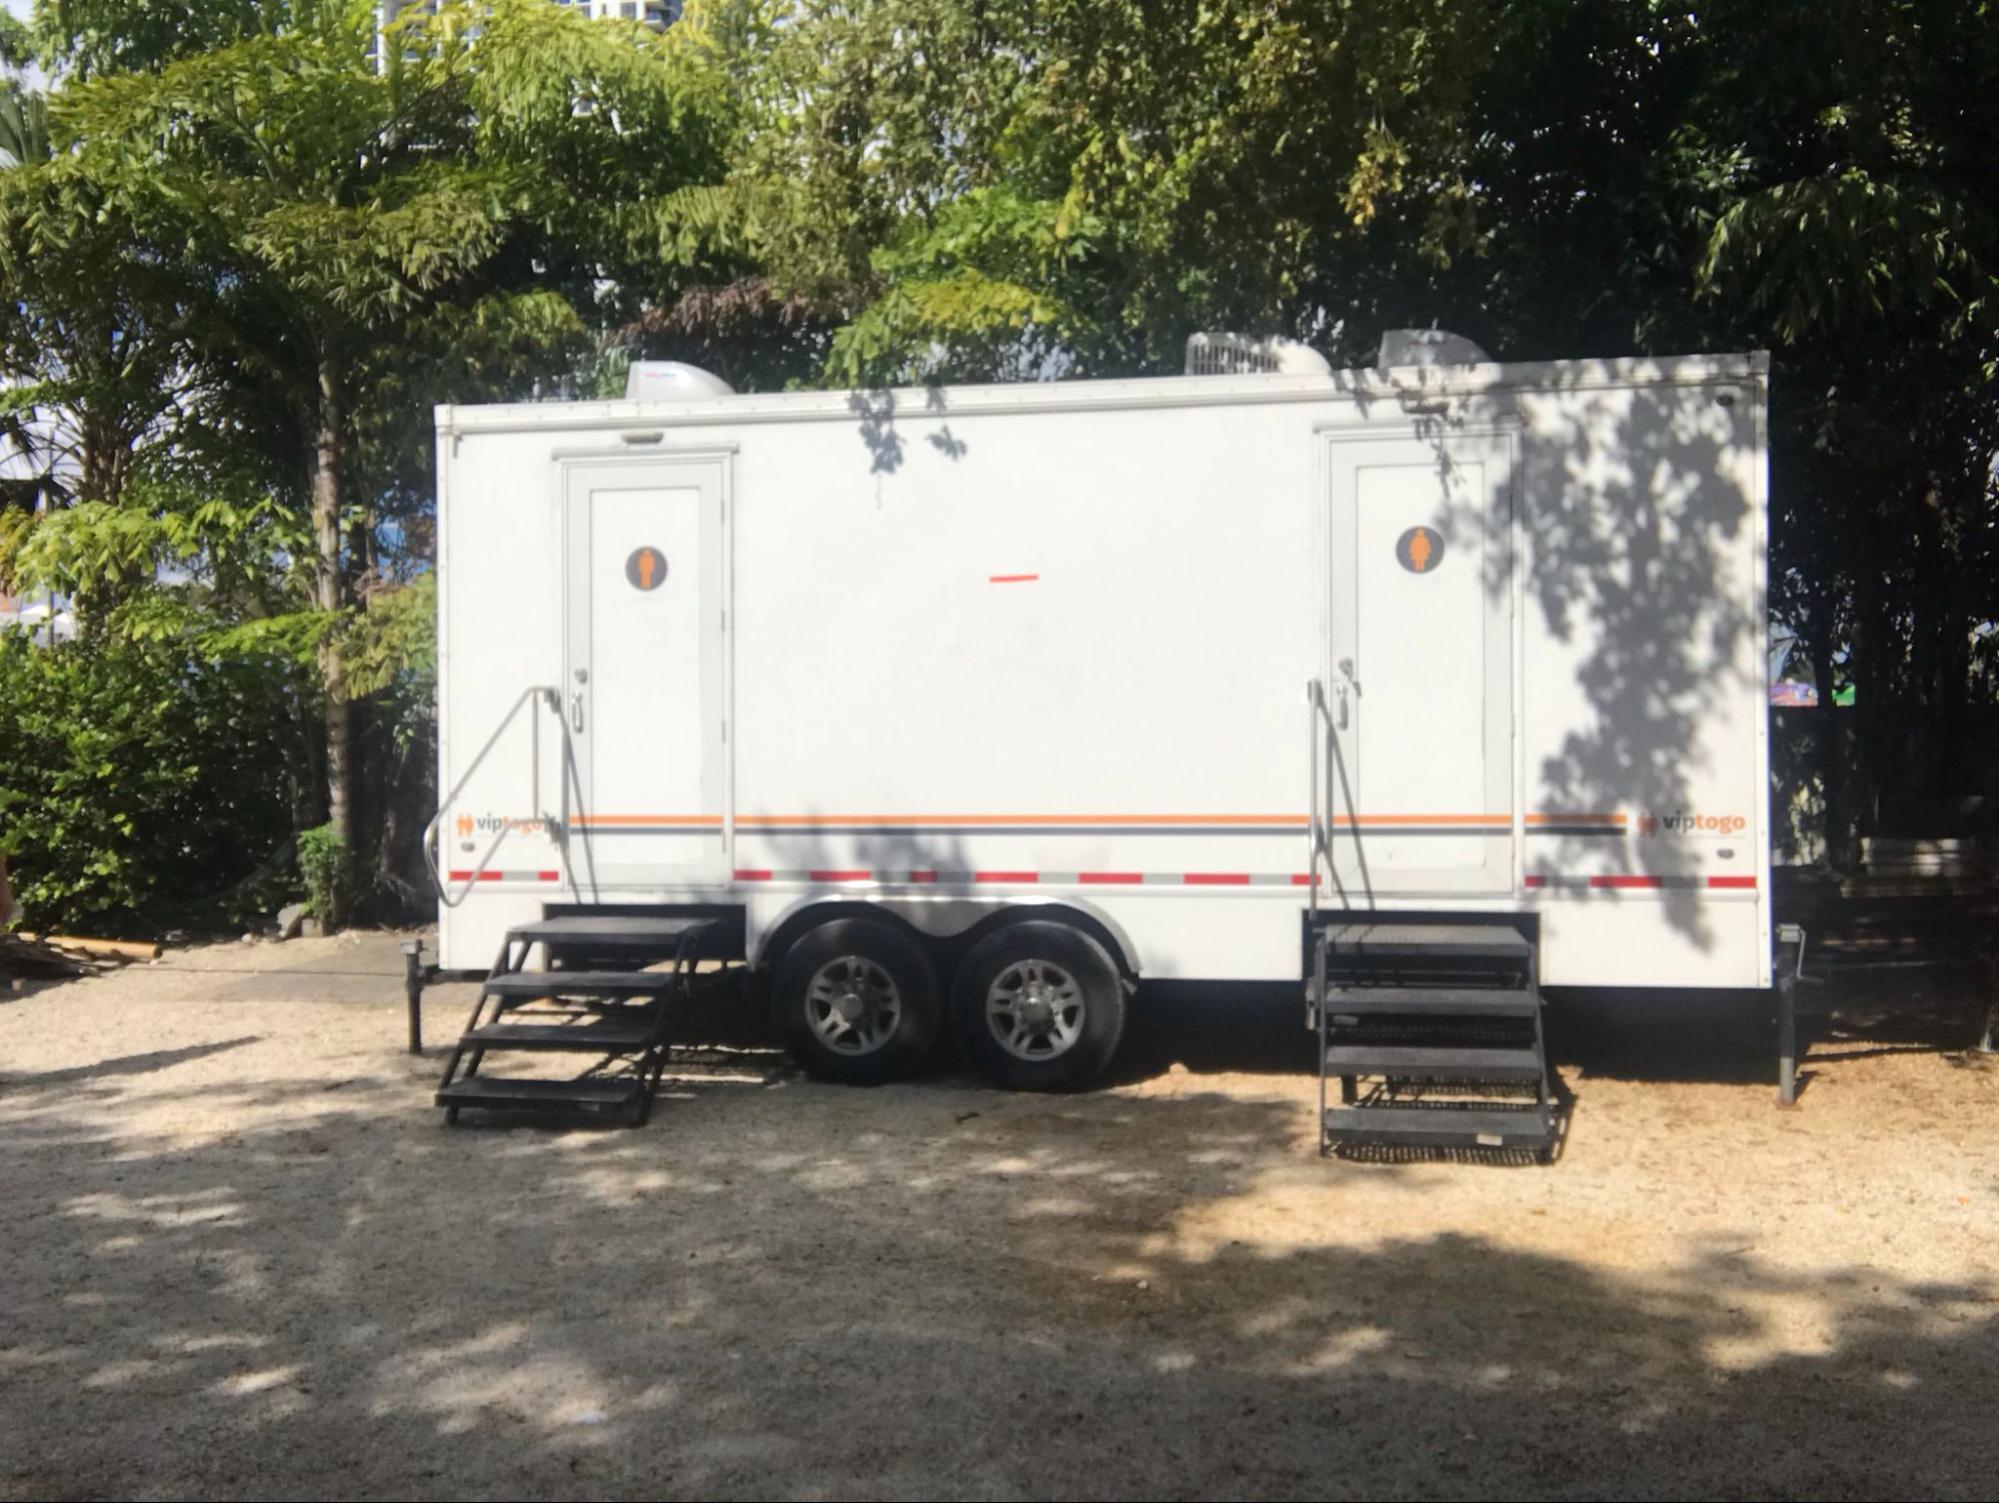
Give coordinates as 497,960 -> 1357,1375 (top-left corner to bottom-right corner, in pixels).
572,814 -> 723,827
734,813 -> 1311,827
1334,814 -> 1511,827
1184,872 -> 1251,885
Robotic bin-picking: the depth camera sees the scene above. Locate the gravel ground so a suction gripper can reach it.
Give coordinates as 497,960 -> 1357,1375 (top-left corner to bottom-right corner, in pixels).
2,931 -> 1994,1500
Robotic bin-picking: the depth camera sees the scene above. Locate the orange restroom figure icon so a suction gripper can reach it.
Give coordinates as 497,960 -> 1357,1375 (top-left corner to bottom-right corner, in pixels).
626,546 -> 667,591
1395,525 -> 1444,574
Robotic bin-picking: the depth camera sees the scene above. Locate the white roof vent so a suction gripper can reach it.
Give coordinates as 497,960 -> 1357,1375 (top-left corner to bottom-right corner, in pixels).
1184,333 -> 1332,377
624,360 -> 735,400
1376,329 -> 1490,369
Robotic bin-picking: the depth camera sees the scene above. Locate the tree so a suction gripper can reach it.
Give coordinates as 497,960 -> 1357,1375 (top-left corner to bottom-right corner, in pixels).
51,0 -> 730,868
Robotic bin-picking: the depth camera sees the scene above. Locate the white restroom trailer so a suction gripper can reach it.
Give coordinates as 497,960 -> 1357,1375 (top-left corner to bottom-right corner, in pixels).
431,345 -> 1772,1092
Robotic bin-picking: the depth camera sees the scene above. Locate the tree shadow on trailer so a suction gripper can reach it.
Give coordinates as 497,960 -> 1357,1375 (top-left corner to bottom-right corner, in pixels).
1408,365 -> 1758,950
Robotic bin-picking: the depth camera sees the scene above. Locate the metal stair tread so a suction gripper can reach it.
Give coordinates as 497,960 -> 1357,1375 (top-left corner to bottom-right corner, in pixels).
1318,922 -> 1532,961
507,915 -> 719,949
1324,1044 -> 1545,1081
1322,986 -> 1540,1017
484,970 -> 677,998
435,1076 -> 643,1112
460,1020 -> 659,1052
1322,1104 -> 1551,1146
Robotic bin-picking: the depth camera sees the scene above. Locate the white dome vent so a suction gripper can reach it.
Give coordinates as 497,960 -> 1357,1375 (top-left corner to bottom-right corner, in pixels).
1184,333 -> 1332,377
624,360 -> 735,400
1376,329 -> 1490,369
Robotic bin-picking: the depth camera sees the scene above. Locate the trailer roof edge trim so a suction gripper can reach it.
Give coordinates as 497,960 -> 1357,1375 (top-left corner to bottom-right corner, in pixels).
435,351 -> 1770,437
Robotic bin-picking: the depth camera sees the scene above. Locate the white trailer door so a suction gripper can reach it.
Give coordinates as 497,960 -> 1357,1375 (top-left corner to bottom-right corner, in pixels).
562,454 -> 728,890
1324,429 -> 1515,896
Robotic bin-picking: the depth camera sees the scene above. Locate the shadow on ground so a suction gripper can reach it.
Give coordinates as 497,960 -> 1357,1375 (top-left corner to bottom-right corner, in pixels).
2,1024 -> 1993,1501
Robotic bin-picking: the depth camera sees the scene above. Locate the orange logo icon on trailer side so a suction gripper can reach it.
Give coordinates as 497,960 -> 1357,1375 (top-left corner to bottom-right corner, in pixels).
625,546 -> 667,592
1396,525 -> 1444,574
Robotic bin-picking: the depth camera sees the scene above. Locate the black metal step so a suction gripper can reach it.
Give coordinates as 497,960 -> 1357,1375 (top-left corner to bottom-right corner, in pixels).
1322,986 -> 1540,1018
1320,922 -> 1532,964
435,1075 -> 643,1115
484,970 -> 675,1000
1322,1104 -> 1550,1148
460,1020 -> 659,1053
1324,1044 -> 1546,1082
509,915 -> 718,951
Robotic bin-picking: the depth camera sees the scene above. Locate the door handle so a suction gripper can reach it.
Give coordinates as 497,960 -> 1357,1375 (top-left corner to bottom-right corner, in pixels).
570,690 -> 585,735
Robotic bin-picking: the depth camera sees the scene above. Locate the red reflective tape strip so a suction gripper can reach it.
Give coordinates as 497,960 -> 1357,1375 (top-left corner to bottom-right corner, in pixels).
975,871 -> 1039,883
1290,873 -> 1318,886
733,869 -> 773,881
1708,875 -> 1757,889
1524,874 -> 1548,889
1079,872 -> 1145,885
906,870 -> 939,884
988,573 -> 1040,583
537,871 -> 560,882
1590,874 -> 1662,889
447,871 -> 473,882
808,869 -> 870,882
1184,873 -> 1250,886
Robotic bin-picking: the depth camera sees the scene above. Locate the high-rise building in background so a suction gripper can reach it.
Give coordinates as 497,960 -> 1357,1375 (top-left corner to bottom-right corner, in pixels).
377,1 -> 683,36
374,0 -> 682,64
557,1 -> 683,25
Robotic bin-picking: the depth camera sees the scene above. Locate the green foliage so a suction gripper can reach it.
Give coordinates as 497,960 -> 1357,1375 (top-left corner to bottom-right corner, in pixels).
0,628 -> 305,935
730,0 -> 1493,382
295,821 -> 348,923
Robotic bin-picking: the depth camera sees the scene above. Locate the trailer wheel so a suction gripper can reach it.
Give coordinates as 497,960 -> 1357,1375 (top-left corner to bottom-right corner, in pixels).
771,918 -> 941,1085
952,921 -> 1127,1091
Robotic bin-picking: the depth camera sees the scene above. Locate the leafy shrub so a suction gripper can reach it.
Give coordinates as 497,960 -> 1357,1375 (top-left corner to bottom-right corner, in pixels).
296,822 -> 349,926
0,628 -> 306,936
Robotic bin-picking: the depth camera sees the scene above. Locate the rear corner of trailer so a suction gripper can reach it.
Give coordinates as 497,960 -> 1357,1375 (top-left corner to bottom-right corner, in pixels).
1519,353 -> 1773,992
431,402 -> 570,970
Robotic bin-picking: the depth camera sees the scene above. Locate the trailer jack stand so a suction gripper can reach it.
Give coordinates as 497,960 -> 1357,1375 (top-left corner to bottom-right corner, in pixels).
1774,923 -> 1813,1108
403,939 -> 428,1056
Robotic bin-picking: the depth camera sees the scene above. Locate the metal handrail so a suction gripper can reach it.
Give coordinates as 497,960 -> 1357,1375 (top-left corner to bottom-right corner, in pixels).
1305,678 -> 1337,925
422,685 -> 561,908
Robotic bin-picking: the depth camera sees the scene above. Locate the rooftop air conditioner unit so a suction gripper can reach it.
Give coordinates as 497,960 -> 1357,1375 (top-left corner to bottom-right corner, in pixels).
1184,333 -> 1332,378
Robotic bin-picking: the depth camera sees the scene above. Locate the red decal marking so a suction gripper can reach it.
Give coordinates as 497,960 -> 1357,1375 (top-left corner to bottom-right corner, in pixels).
1590,874 -> 1662,889
988,573 -> 1040,584
1079,872 -> 1145,885
808,869 -> 870,882
1184,873 -> 1250,886
733,868 -> 773,881
975,871 -> 1039,883
1707,875 -> 1757,889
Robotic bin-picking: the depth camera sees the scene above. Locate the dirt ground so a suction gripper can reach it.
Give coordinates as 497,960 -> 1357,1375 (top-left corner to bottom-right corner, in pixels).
2,930 -> 1994,1501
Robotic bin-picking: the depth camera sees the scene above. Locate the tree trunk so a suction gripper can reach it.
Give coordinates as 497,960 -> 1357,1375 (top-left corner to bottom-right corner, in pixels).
312,353 -> 353,852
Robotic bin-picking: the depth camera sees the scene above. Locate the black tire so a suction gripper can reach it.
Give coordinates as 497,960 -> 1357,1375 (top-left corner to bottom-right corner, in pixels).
771,917 -> 941,1084
951,921 -> 1127,1091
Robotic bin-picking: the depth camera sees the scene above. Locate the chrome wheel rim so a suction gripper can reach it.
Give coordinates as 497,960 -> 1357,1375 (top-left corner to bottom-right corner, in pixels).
805,955 -> 903,1055
985,958 -> 1084,1061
